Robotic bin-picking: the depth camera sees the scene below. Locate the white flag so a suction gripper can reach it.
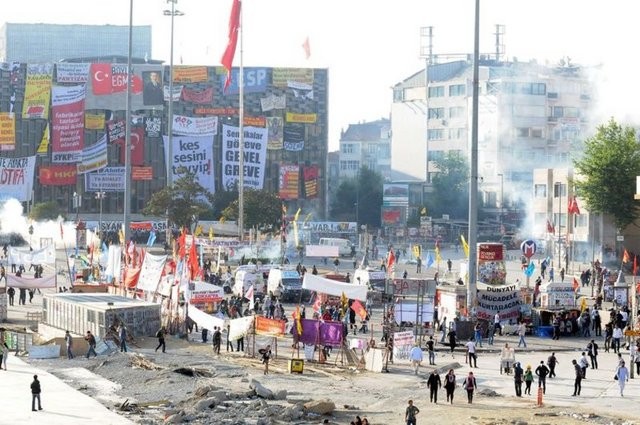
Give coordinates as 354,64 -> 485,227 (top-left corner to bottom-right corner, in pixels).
245,285 -> 255,310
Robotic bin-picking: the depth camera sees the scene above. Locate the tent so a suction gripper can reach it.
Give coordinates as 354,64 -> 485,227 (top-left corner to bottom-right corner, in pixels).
302,273 -> 368,301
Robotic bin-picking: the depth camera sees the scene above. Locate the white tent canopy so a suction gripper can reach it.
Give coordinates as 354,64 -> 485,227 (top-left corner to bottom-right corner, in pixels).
302,273 -> 368,301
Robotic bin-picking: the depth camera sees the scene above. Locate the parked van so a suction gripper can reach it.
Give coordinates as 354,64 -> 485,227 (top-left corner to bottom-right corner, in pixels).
267,268 -> 304,302
353,268 -> 386,292
318,237 -> 354,257
233,265 -> 270,300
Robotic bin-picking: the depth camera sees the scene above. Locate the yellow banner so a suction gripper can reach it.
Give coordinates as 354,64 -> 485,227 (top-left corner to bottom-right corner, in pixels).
172,66 -> 209,83
255,316 -> 286,337
22,64 -> 53,119
85,113 -> 106,130
37,124 -> 49,155
272,68 -> 314,87
0,113 -> 16,150
286,112 -> 317,123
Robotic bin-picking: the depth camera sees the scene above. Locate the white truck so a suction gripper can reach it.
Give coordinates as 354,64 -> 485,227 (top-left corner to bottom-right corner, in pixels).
233,265 -> 270,300
267,267 -> 303,302
318,237 -> 354,257
353,268 -> 386,292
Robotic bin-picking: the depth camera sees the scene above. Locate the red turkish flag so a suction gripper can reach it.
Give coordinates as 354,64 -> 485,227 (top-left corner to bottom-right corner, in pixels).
91,63 -> 112,95
221,0 -> 241,91
119,127 -> 145,166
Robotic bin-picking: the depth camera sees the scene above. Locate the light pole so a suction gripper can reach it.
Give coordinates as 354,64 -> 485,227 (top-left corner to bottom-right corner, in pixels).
497,173 -> 504,230
73,192 -> 81,255
95,192 -> 106,240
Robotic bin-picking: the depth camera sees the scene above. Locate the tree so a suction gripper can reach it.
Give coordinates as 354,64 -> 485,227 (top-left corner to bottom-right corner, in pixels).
573,118 -> 640,230
329,167 -> 383,227
29,201 -> 65,221
221,189 -> 283,231
428,151 -> 470,219
142,171 -> 214,230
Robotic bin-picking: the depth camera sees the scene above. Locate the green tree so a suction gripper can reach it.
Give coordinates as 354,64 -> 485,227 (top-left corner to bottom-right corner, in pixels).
221,189 -> 283,231
142,171 -> 213,229
29,201 -> 65,221
428,151 -> 469,219
573,118 -> 640,230
330,166 -> 383,227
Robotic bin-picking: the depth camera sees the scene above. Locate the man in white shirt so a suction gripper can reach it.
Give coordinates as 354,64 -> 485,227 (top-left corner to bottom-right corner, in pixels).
517,322 -> 527,348
494,312 -> 502,336
409,344 -> 424,375
466,339 -> 477,368
612,325 -> 623,354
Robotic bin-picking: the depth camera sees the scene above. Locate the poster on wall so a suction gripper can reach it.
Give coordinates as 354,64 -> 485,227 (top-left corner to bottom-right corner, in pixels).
0,156 -> 36,202
221,124 -> 268,190
477,243 -> 506,285
266,117 -> 283,150
303,165 -> 319,198
85,166 -> 125,192
77,135 -> 108,174
0,113 -> 16,151
51,85 -> 86,163
163,135 -> 214,192
22,63 -> 54,119
86,63 -> 162,110
278,164 -> 299,199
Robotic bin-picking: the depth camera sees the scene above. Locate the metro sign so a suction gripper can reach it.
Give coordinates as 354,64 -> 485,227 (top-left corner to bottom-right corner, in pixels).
520,239 -> 537,258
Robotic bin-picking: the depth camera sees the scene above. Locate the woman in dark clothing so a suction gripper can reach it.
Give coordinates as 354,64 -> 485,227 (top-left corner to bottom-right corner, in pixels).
444,369 -> 457,403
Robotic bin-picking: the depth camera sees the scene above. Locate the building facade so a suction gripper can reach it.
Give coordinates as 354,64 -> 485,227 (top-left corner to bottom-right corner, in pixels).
338,118 -> 391,182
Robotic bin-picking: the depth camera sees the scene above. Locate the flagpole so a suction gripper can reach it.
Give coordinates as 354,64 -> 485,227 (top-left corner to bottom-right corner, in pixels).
237,2 -> 245,242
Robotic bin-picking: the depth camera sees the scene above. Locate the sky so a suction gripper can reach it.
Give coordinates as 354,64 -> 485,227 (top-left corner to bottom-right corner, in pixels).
3,0 -> 640,150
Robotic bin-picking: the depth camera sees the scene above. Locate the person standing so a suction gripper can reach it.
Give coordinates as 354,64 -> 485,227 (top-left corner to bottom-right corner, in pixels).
85,331 -> 97,358
444,369 -> 457,403
587,339 -> 599,369
616,360 -> 630,397
404,399 -> 419,425
474,323 -> 483,347
64,330 -> 74,359
30,375 -> 42,411
426,336 -> 436,365
409,344 -> 423,375
118,324 -> 128,353
571,359 -> 583,396
593,310 -> 602,336
426,370 -> 441,403
535,361 -> 549,394
448,328 -> 457,358
225,325 -> 235,352
7,287 -> 14,306
201,327 -> 209,344
155,326 -> 166,353
260,345 -> 272,375
579,352 -> 589,379
547,352 -> 558,378
612,324 -> 623,354
416,257 -> 422,274
463,371 -> 477,403
494,311 -> 502,336
465,338 -> 477,368
517,321 -> 527,348
513,362 -> 524,397
439,316 -> 447,343
447,258 -> 452,273
212,326 -> 222,354
524,365 -> 534,395
236,333 -> 245,352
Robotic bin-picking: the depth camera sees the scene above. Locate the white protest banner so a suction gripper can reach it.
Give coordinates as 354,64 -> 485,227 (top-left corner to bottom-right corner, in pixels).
85,166 -> 125,192
229,315 -> 254,340
476,282 -> 521,321
105,245 -> 122,283
56,63 -> 90,83
136,252 -> 167,292
221,124 -> 268,190
172,115 -> 218,136
6,274 -> 56,289
8,245 -> 56,265
163,85 -> 183,101
187,303 -> 225,331
163,135 -> 214,192
0,156 -> 36,202
260,94 -> 286,112
77,134 -> 107,174
392,330 -> 415,361
51,85 -> 85,163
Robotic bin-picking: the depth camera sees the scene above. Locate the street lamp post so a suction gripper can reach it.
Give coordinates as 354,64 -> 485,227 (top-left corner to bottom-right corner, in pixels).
95,192 -> 106,240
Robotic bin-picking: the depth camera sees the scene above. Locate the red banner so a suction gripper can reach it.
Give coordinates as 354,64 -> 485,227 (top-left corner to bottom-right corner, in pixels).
90,63 -> 112,95
118,127 -> 145,166
39,165 -> 77,185
255,316 -> 286,336
382,208 -> 401,224
279,164 -> 299,200
132,166 -> 153,181
478,243 -> 504,261
194,107 -> 237,116
181,87 -> 213,104
303,165 -> 319,199
91,63 -> 142,95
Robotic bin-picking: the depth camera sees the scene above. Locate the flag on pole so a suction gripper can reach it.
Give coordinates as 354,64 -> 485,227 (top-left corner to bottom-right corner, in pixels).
546,219 -> 555,234
245,285 -> 255,310
524,261 -> 535,277
302,36 -> 311,59
623,249 -> 631,263
221,0 -> 241,92
435,246 -> 442,262
208,226 -> 214,241
460,235 -> 469,258
350,299 -> 367,320
294,305 -> 303,335
425,251 -> 434,268
146,230 -> 157,247
568,197 -> 581,215
60,222 -> 64,238
340,291 -> 348,316
387,250 -> 396,270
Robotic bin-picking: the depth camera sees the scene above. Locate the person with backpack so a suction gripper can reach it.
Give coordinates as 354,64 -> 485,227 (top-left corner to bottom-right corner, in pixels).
462,371 -> 477,403
535,360 -> 550,394
444,369 -> 457,403
155,326 -> 166,353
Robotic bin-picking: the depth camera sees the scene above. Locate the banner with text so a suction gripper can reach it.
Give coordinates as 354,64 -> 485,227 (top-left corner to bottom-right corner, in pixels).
56,63 -> 90,83
0,156 -> 36,202
266,117 -> 283,150
261,94 -> 286,111
272,68 -> 314,87
8,245 -> 56,265
255,316 -> 286,337
283,123 -> 305,151
22,63 -> 53,119
172,66 -> 209,83
279,164 -> 299,200
85,166 -> 125,192
303,165 -> 319,199
136,253 -> 168,292
163,135 -> 214,192
77,134 -> 108,174
39,164 -> 77,186
0,112 -> 16,151
172,115 -> 218,136
181,86 -> 213,104
86,63 -> 161,111
51,85 -> 85,163
221,124 -> 268,190
144,117 -> 162,138
285,112 -> 317,124
221,67 -> 267,95
476,282 -> 521,321
85,113 -> 106,130
477,243 -> 507,286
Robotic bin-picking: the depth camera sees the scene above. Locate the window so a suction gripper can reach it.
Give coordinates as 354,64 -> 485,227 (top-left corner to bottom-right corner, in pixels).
449,106 -> 464,119
449,84 -> 466,96
339,160 -> 359,171
516,128 -> 530,137
428,108 -> 445,119
551,106 -> 579,118
427,129 -> 444,140
534,184 -> 547,198
428,86 -> 444,98
531,128 -> 544,138
553,183 -> 566,197
341,143 -> 353,154
368,144 -> 377,155
393,87 -> 404,102
502,82 -> 546,95
429,150 -> 445,161
448,128 -> 465,139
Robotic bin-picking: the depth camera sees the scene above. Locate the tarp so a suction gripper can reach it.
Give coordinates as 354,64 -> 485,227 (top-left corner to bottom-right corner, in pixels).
291,318 -> 344,346
136,253 -> 167,292
229,315 -> 253,341
6,274 -> 56,289
8,245 -> 56,265
302,273 -> 368,301
187,303 -> 225,331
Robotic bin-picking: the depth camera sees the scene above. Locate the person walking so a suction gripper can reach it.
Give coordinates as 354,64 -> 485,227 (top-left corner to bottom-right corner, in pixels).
615,360 -> 630,396
30,375 -> 43,411
513,362 -> 524,397
465,338 -> 477,368
416,257 -> 422,274
547,352 -> 558,378
579,352 -> 589,379
448,328 -> 457,358
409,343 -> 423,375
587,339 -> 599,369
259,345 -> 272,375
494,311 -> 502,336
517,321 -> 527,348
571,359 -> 583,396
226,325 -> 235,352
201,327 -> 209,343
439,317 -> 447,343
524,365 -> 534,395
612,324 -> 623,354
404,399 -> 419,425
474,323 -> 483,347
236,334 -> 245,352
155,326 -> 166,353
426,370 -> 441,403
85,331 -> 97,358
444,369 -> 457,404
535,360 -> 549,394
118,324 -> 128,353
64,330 -> 74,359
426,336 -> 436,365
462,371 -> 477,404
593,310 -> 602,336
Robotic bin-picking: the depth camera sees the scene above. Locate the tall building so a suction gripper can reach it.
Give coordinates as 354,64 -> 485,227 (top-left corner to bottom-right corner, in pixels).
391,58 -> 593,222
338,118 -> 391,181
0,23 -> 152,62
